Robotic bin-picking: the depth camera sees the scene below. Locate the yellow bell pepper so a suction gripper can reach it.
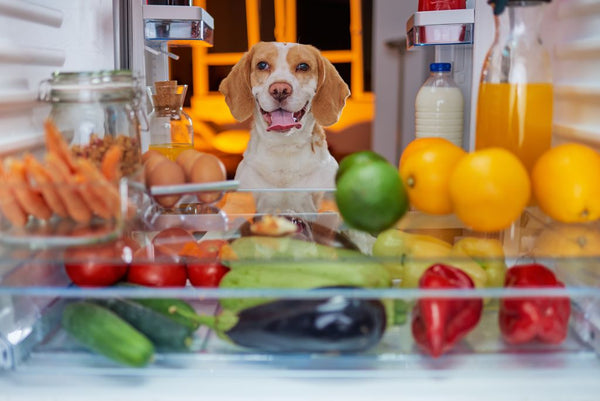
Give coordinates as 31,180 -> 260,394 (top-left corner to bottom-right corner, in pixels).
453,237 -> 507,287
372,229 -> 453,283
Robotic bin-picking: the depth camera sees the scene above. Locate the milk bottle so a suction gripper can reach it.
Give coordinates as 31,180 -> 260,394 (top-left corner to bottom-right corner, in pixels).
415,63 -> 464,147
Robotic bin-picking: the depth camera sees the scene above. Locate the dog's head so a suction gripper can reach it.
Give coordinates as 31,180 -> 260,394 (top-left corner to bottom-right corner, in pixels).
219,42 -> 350,136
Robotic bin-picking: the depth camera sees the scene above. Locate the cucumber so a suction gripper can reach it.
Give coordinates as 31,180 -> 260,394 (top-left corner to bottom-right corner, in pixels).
115,283 -> 200,332
61,301 -> 154,367
97,298 -> 196,350
132,297 -> 200,332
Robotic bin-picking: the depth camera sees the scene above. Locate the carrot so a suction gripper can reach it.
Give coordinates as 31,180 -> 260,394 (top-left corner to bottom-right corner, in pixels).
0,160 -> 28,227
76,158 -> 121,218
101,144 -> 123,182
23,154 -> 68,218
44,119 -> 77,173
45,153 -> 92,224
72,172 -> 113,220
6,158 -> 52,220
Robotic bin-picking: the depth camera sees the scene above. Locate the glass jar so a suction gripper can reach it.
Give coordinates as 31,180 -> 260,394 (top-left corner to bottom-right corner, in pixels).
475,0 -> 553,174
39,70 -> 144,180
146,81 -> 194,161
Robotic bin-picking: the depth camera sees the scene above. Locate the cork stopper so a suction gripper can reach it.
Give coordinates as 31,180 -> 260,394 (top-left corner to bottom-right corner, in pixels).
152,80 -> 187,110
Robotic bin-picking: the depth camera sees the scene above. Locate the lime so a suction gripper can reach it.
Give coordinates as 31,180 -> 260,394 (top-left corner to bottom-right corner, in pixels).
335,160 -> 409,234
336,151 -> 387,182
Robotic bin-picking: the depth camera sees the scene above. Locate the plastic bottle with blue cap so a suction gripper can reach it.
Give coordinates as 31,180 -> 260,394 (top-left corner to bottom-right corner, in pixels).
415,62 -> 465,148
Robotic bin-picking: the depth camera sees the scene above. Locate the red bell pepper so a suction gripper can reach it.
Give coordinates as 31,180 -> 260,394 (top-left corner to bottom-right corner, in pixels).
411,263 -> 483,358
499,263 -> 571,345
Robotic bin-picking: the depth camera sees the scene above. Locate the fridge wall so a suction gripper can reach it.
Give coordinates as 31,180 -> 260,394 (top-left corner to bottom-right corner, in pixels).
0,0 -> 114,155
547,0 -> 600,148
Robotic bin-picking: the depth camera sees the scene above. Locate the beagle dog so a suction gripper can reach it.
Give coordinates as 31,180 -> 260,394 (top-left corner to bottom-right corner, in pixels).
219,42 -> 350,191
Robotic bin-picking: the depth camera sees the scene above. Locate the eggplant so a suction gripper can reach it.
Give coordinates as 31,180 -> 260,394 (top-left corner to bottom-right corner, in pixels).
222,294 -> 387,353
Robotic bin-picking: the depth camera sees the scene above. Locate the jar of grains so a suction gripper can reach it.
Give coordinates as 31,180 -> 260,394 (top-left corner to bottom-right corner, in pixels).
39,70 -> 144,181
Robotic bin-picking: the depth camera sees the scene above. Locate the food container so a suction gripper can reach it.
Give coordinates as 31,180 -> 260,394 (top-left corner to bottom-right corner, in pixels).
0,190 -> 599,375
39,70 -> 144,181
0,71 -> 149,247
146,80 -> 194,161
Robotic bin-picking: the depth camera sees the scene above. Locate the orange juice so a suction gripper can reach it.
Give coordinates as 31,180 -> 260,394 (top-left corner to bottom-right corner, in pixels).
475,82 -> 553,174
148,143 -> 194,161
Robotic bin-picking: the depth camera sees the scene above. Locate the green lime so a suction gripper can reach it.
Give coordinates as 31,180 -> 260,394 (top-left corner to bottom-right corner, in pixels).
336,151 -> 387,182
335,160 -> 409,234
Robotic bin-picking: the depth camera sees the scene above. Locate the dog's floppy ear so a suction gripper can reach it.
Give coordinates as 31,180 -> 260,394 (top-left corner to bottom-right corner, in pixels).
311,51 -> 351,127
219,47 -> 255,122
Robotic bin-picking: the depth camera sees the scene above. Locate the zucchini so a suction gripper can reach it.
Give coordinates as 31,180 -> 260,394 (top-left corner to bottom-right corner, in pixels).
97,297 -> 197,350
61,301 -> 154,367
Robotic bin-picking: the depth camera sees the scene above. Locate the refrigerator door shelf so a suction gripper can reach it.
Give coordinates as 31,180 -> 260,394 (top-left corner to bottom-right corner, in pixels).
406,9 -> 474,49
143,4 -> 214,44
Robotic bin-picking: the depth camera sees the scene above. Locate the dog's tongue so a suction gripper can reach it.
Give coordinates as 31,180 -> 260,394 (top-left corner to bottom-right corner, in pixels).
267,109 -> 302,132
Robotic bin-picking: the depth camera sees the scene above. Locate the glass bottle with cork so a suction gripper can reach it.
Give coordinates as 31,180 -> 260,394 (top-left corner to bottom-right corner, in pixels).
475,0 -> 553,174
147,80 -> 194,161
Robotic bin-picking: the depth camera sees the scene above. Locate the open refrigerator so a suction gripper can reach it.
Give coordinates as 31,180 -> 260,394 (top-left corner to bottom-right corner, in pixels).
1,0 -> 600,400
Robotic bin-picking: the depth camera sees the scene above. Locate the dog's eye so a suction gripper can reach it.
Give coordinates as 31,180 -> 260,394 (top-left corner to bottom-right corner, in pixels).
296,63 -> 309,72
257,61 -> 269,71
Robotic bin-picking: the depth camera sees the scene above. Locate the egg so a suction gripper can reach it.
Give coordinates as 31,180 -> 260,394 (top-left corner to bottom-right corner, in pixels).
175,149 -> 203,178
143,152 -> 169,187
189,153 -> 227,203
142,149 -> 163,163
146,158 -> 185,208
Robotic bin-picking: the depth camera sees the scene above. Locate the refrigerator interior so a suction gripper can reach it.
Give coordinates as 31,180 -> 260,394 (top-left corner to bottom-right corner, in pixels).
1,0 -> 600,399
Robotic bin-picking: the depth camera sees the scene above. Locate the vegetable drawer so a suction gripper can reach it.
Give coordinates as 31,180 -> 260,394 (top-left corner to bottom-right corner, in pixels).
0,195 -> 600,376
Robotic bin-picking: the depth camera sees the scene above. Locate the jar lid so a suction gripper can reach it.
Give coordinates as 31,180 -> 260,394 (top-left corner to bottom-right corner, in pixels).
430,63 -> 452,72
40,70 -> 140,103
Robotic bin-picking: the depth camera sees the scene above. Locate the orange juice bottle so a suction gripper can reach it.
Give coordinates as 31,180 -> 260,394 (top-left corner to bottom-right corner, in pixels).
475,0 -> 553,174
476,82 -> 553,174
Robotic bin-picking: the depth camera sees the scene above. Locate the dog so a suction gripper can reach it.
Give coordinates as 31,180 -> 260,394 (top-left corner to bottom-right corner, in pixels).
219,42 -> 350,191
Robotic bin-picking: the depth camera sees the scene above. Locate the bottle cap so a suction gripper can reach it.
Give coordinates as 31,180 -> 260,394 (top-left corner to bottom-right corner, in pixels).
430,63 -> 452,72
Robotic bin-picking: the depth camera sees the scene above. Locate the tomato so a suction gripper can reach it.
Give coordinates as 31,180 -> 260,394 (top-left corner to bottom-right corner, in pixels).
127,245 -> 187,287
187,261 -> 229,287
183,240 -> 229,287
152,227 -> 196,259
64,241 -> 127,287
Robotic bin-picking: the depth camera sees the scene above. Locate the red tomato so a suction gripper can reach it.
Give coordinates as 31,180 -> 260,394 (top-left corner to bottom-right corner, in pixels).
184,240 -> 229,287
151,227 -> 195,259
127,245 -> 187,287
64,241 -> 128,287
187,261 -> 229,287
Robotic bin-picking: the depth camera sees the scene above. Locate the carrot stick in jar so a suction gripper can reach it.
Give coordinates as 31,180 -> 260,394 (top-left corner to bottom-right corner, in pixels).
101,144 -> 123,183
45,153 -> 93,224
6,158 -> 52,220
23,153 -> 68,218
76,158 -> 121,218
0,160 -> 28,227
72,171 -> 113,220
44,119 -> 77,173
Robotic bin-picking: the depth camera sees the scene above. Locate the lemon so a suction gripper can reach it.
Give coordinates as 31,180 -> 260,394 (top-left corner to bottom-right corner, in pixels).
336,159 -> 409,234
532,143 -> 600,223
448,148 -> 530,232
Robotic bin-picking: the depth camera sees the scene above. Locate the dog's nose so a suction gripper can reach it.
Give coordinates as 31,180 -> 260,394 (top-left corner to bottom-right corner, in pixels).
269,82 -> 292,101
